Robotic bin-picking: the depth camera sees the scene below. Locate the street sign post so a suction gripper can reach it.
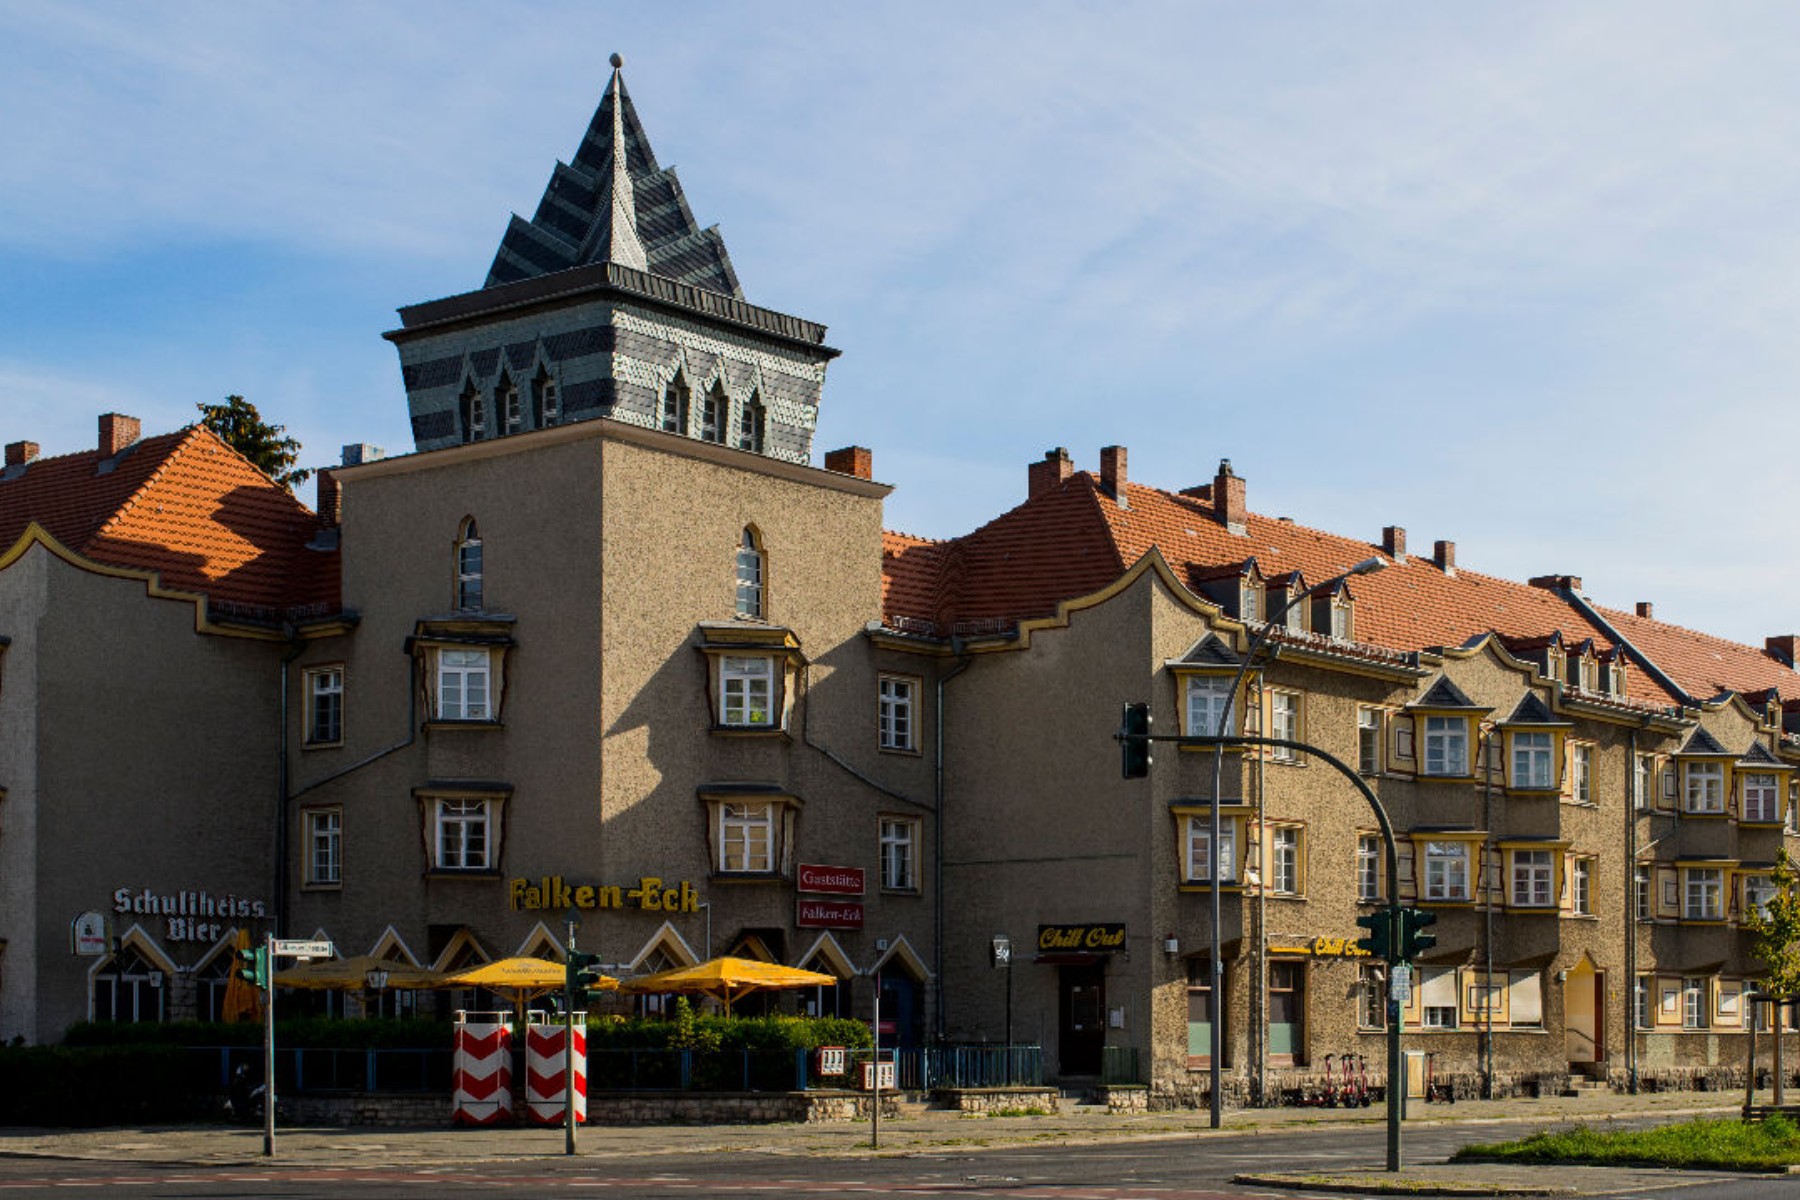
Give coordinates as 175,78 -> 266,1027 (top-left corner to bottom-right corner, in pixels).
271,939 -> 334,959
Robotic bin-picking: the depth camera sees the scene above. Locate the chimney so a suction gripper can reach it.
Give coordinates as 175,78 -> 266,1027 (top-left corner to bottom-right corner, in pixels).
1635,602 -> 1655,620
5,441 -> 39,467
824,445 -> 873,480
1433,540 -> 1456,576
1213,458 -> 1246,534
340,443 -> 385,467
1381,525 -> 1406,561
1028,447 -> 1073,499
315,469 -> 341,528
1767,636 -> 1799,669
1528,574 -> 1583,593
1099,445 -> 1128,505
98,413 -> 140,458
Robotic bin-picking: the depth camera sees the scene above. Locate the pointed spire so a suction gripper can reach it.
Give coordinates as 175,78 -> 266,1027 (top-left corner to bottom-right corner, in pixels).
592,54 -> 648,272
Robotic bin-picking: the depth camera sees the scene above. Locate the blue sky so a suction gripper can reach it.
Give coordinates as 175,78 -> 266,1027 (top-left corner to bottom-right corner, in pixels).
5,3 -> 1800,645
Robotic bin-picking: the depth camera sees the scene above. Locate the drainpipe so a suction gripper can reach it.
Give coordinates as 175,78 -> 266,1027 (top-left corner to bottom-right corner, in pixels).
1253,673 -> 1266,1106
1626,724 -> 1642,1093
276,628 -> 306,937
1481,722 -> 1495,1099
934,639 -> 972,1042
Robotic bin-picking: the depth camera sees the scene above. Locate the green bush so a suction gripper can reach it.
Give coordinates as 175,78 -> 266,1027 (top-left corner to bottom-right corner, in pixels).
62,1017 -> 449,1050
0,1044 -> 216,1126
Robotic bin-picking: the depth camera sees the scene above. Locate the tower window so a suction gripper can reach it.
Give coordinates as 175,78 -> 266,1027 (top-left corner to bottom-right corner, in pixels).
701,382 -> 728,443
737,394 -> 765,452
456,519 -> 483,611
535,371 -> 559,427
735,528 -> 765,618
499,375 -> 521,430
662,376 -> 689,434
460,383 -> 486,443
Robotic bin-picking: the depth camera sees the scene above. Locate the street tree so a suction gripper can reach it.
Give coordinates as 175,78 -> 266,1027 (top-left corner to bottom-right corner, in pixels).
1746,845 -> 1800,1102
196,396 -> 311,491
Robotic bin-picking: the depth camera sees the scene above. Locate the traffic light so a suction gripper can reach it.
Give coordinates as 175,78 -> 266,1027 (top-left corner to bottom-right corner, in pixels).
1353,911 -> 1392,961
1120,703 -> 1152,779
236,945 -> 268,990
1400,908 -> 1438,960
566,951 -> 606,1007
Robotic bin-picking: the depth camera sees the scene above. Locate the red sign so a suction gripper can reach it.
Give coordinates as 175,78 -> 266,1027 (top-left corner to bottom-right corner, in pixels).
797,897 -> 864,929
797,863 -> 864,895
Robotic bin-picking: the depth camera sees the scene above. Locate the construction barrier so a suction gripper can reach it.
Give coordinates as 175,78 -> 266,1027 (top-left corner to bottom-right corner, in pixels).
525,1018 -> 587,1126
452,1011 -> 513,1125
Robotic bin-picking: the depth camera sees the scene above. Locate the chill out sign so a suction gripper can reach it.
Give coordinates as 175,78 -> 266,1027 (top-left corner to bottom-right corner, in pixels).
1037,923 -> 1127,953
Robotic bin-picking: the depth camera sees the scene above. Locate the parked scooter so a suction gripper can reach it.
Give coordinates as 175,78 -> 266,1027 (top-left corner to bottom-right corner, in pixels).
226,1064 -> 283,1124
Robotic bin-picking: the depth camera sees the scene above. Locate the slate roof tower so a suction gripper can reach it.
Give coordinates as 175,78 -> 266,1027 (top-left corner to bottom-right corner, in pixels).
386,55 -> 836,461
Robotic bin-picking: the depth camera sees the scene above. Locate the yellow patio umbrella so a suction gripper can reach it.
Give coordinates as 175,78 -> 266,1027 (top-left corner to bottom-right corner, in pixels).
618,955 -> 837,1014
220,929 -> 263,1023
273,954 -> 443,990
442,956 -> 618,1017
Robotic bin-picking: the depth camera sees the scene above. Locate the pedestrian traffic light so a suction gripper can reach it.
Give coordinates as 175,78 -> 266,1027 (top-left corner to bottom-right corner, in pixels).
1120,703 -> 1152,779
235,945 -> 267,990
566,951 -> 606,1007
1353,911 -> 1392,961
1400,908 -> 1438,960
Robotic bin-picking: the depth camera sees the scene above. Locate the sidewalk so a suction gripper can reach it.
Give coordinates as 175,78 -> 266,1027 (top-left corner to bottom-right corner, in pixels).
0,1086 -> 1777,1193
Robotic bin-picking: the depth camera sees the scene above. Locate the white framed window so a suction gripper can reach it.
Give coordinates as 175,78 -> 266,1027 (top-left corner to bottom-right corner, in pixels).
879,817 -> 918,891
719,802 -> 774,873
1572,857 -> 1593,916
500,376 -> 521,430
662,376 -> 689,433
1512,732 -> 1553,789
1270,826 -> 1301,895
1684,762 -> 1725,813
701,382 -> 728,443
1422,716 -> 1468,776
1185,817 -> 1236,883
1424,841 -> 1471,901
1329,598 -> 1351,640
1790,781 -> 1800,833
1683,978 -> 1707,1029
1238,580 -> 1260,622
1357,708 -> 1383,775
1511,849 -> 1555,907
1570,744 -> 1592,802
720,656 -> 775,727
305,808 -> 342,886
1745,874 -> 1776,921
436,648 -> 492,721
1269,691 -> 1300,762
455,518 -> 483,611
1661,763 -> 1678,803
1635,865 -> 1652,920
737,395 -> 764,452
1743,773 -> 1780,823
1635,754 -> 1656,810
878,676 -> 916,751
1684,868 -> 1723,921
1356,834 -> 1382,902
535,372 -> 559,426
305,666 -> 344,746
1634,978 -> 1652,1030
1358,964 -> 1387,1029
434,797 -> 493,871
735,528 -> 765,618
1420,966 -> 1457,1029
1185,675 -> 1234,737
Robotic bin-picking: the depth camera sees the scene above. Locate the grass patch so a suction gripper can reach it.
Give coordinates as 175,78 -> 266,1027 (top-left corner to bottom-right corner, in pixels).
986,1106 -> 1054,1118
1454,1115 -> 1800,1171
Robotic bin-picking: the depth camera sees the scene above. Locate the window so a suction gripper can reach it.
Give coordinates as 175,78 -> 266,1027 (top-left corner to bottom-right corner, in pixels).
306,808 -> 342,886
1357,708 -> 1383,775
1269,692 -> 1300,762
879,817 -> 918,891
455,519 -> 483,611
535,371 -> 559,427
92,948 -> 166,1024
500,375 -> 521,430
1424,841 -> 1471,901
735,528 -> 765,618
1185,817 -> 1236,883
1661,763 -> 1677,803
701,382 -> 728,443
1239,581 -> 1260,622
436,648 -> 492,721
1572,857 -> 1593,916
1683,978 -> 1707,1029
1635,865 -> 1652,920
1395,722 -> 1415,762
1281,587 -> 1306,632
1684,762 -> 1725,813
1791,782 -> 1800,833
1512,732 -> 1553,789
1422,716 -> 1468,776
1509,970 -> 1544,1028
1358,964 -> 1387,1029
1578,657 -> 1598,692
461,382 -> 486,442
737,394 -> 764,452
1570,744 -> 1592,803
1186,676 -> 1234,737
1356,834 -> 1382,902
1186,958 -> 1217,1062
1743,773 -> 1780,823
433,798 -> 493,871
719,802 -> 774,873
1420,966 -> 1457,1029
1270,826 -> 1301,895
879,676 -> 915,751
1329,598 -> 1351,640
1684,868 -> 1724,921
720,656 -> 775,727
1634,978 -> 1652,1030
1635,754 -> 1656,811
1511,849 -> 1555,907
1745,874 -> 1776,921
305,666 -> 343,746
662,376 -> 689,434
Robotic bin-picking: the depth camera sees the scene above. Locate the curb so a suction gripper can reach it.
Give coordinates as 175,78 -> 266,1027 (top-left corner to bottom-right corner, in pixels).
1233,1173 -> 1576,1197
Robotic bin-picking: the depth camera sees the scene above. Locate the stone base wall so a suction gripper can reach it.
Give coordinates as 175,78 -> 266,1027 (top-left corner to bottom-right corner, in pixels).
281,1090 -> 899,1127
1095,1084 -> 1147,1113
931,1087 -> 1061,1115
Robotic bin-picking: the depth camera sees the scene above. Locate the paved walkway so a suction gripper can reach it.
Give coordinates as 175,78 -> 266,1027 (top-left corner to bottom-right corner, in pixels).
0,1087 -> 1784,1193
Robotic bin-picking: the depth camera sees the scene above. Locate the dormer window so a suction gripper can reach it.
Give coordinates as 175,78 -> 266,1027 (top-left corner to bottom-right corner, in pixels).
1577,656 -> 1597,693
461,383 -> 486,443
735,528 -> 765,618
701,382 -> 728,443
1330,596 -> 1351,639
1424,716 -> 1469,776
1279,584 -> 1307,632
737,393 -> 764,452
1239,580 -> 1261,623
499,374 -> 521,431
662,375 -> 690,434
455,518 -> 483,611
535,370 -> 559,427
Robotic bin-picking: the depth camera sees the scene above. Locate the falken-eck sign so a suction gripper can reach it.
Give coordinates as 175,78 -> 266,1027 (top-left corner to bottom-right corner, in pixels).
797,863 -> 864,896
1038,923 -> 1127,953
797,898 -> 864,929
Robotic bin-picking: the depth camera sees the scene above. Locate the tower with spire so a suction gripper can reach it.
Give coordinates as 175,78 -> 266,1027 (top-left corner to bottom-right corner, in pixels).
384,55 -> 837,462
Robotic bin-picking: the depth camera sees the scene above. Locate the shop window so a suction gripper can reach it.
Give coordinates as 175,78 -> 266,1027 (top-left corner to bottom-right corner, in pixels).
735,528 -> 765,618
1510,849 -> 1555,908
436,648 -> 494,721
1423,841 -> 1472,902
661,374 -> 690,434
1268,691 -> 1301,762
879,816 -> 919,891
1185,675 -> 1235,738
1683,867 -> 1724,921
1357,708 -> 1383,775
1742,773 -> 1781,823
1356,834 -> 1382,902
304,665 -> 344,746
455,518 -> 483,611
305,808 -> 342,887
878,675 -> 916,751
1185,816 -> 1237,883
1268,961 -> 1305,1064
92,948 -> 166,1024
1422,716 -> 1468,776
1683,762 -> 1725,814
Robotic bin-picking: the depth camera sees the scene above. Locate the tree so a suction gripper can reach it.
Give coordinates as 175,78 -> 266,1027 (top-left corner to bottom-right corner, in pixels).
1746,846 -> 1800,1102
195,396 -> 311,491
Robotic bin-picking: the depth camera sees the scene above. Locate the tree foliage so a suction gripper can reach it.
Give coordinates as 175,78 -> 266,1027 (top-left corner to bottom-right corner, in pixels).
1747,846 -> 1800,1000
195,395 -> 311,490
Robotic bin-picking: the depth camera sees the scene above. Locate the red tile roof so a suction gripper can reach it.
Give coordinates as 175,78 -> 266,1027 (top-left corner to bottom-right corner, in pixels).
0,427 -> 337,614
1593,603 -> 1796,704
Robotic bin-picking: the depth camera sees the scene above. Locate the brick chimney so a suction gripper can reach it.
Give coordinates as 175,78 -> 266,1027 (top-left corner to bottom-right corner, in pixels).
1767,636 -> 1799,668
1381,525 -> 1406,561
1213,458 -> 1246,535
1433,540 -> 1456,576
1528,574 -> 1583,593
1099,445 -> 1128,505
5,441 -> 39,467
315,469 -> 341,528
1028,447 -> 1073,499
824,445 -> 873,480
1635,602 -> 1655,619
98,413 -> 140,458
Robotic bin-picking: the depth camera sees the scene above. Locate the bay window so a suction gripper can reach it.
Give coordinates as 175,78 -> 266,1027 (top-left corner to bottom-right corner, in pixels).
1423,840 -> 1472,901
1684,761 -> 1725,813
1185,816 -> 1237,884
1511,731 -> 1553,789
1423,716 -> 1468,776
1683,867 -> 1724,921
1742,773 -> 1780,823
1510,848 -> 1555,908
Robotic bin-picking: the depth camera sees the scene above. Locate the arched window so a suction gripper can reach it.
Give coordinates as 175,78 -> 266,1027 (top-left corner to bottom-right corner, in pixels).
460,382 -> 486,443
534,368 -> 559,427
735,527 -> 765,618
700,381 -> 728,443
456,518 -> 484,611
661,375 -> 689,434
737,392 -> 765,452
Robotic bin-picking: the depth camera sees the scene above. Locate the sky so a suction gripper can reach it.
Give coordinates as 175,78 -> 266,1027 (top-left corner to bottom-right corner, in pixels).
4,3 -> 1800,646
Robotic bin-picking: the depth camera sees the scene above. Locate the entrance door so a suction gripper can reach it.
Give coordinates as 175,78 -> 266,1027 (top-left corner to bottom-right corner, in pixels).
878,972 -> 921,1047
1268,961 -> 1305,1066
1058,964 -> 1105,1076
1565,960 -> 1602,1064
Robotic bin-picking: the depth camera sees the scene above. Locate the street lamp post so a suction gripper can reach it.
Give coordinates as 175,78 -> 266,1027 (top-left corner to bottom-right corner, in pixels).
563,911 -> 581,1157
1205,555 -> 1387,1130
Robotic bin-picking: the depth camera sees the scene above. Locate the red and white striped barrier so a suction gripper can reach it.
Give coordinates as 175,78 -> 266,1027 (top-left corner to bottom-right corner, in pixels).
452,1012 -> 514,1125
524,1019 -> 586,1126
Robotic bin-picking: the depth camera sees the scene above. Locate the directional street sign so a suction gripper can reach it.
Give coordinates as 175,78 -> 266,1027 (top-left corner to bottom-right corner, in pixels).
271,939 -> 334,959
